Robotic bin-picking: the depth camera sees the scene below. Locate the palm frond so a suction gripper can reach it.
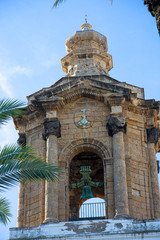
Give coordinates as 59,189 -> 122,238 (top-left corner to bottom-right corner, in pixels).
53,0 -> 113,8
0,196 -> 11,225
0,144 -> 61,191
53,0 -> 65,7
0,99 -> 25,125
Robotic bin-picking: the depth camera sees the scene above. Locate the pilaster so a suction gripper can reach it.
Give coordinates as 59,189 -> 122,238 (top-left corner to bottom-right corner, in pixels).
147,127 -> 160,218
17,133 -> 26,227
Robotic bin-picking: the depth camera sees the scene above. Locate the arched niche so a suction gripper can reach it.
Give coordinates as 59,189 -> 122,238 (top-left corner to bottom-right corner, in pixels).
69,151 -> 104,220
58,138 -> 112,221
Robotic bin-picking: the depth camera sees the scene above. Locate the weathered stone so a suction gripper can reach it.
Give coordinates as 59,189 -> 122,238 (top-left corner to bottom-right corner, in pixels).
10,219 -> 160,240
61,22 -> 113,76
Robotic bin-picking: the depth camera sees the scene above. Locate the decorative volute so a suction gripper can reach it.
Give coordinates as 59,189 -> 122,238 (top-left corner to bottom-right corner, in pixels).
61,20 -> 113,76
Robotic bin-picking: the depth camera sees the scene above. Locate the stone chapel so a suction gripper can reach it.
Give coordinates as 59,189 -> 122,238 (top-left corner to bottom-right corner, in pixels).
10,21 -> 160,239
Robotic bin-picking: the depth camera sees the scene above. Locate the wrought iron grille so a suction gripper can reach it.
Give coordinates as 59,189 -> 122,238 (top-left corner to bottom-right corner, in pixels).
69,202 -> 105,221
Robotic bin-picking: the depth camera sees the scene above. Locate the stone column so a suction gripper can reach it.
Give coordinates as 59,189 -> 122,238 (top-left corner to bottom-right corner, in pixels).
107,116 -> 130,219
42,120 -> 61,223
147,127 -> 160,218
17,133 -> 26,227
17,183 -> 24,227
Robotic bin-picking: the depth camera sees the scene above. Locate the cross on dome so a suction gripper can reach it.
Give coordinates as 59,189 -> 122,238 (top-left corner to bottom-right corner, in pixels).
85,15 -> 87,23
81,15 -> 92,31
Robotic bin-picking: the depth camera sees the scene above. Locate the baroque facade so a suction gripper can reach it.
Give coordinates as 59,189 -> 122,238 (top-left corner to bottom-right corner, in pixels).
10,22 -> 160,239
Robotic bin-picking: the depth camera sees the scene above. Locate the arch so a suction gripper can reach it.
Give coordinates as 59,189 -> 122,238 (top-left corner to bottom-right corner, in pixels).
59,138 -> 112,221
59,138 -> 112,166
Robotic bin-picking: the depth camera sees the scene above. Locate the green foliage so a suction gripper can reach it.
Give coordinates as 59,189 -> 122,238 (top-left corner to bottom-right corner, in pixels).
0,99 -> 25,125
0,197 -> 11,225
53,0 -> 65,8
0,98 -> 60,225
0,145 -> 60,191
53,0 -> 113,8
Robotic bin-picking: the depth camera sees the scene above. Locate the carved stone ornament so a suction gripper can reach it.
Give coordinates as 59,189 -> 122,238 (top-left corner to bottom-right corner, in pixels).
42,120 -> 61,140
147,127 -> 159,144
74,109 -> 94,129
17,133 -> 26,146
107,116 -> 127,136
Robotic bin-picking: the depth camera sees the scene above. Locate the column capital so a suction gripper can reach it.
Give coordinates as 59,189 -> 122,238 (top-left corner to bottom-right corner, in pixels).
147,127 -> 159,144
17,133 -> 26,146
42,120 -> 61,140
107,116 -> 127,136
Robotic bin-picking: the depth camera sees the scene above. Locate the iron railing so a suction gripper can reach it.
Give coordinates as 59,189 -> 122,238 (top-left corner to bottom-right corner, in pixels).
69,202 -> 105,221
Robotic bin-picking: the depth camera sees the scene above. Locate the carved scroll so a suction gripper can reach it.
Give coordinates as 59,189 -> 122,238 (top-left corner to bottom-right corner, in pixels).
42,120 -> 61,140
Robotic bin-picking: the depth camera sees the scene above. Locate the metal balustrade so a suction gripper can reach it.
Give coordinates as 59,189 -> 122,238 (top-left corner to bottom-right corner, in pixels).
69,201 -> 105,221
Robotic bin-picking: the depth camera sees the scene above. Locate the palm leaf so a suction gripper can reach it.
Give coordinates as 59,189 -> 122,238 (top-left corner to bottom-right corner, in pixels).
0,99 -> 25,125
0,197 -> 11,225
53,0 -> 113,8
0,98 -> 61,224
0,144 -> 61,191
53,0 -> 65,7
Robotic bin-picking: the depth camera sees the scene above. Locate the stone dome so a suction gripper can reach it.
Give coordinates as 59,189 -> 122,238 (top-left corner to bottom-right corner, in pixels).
61,22 -> 113,77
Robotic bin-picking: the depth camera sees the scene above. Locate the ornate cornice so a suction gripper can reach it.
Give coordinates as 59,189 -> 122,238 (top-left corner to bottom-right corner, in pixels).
27,100 -> 44,114
107,116 -> 127,136
42,120 -> 61,140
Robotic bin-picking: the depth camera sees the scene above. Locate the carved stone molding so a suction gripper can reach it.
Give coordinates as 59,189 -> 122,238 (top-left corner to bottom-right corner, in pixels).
17,133 -> 26,146
147,127 -> 159,144
144,0 -> 160,35
42,120 -> 61,140
28,100 -> 43,113
107,116 -> 127,136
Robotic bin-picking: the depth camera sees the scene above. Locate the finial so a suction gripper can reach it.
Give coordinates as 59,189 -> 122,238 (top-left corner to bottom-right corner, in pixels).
85,15 -> 87,24
81,15 -> 92,31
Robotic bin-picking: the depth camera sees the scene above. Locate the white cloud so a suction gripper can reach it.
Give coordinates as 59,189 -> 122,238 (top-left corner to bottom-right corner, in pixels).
0,120 -> 18,147
8,66 -> 31,76
0,72 -> 13,97
0,63 -> 31,98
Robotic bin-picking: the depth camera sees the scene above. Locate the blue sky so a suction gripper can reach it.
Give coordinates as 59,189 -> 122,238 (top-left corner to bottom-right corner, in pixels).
0,0 -> 160,239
